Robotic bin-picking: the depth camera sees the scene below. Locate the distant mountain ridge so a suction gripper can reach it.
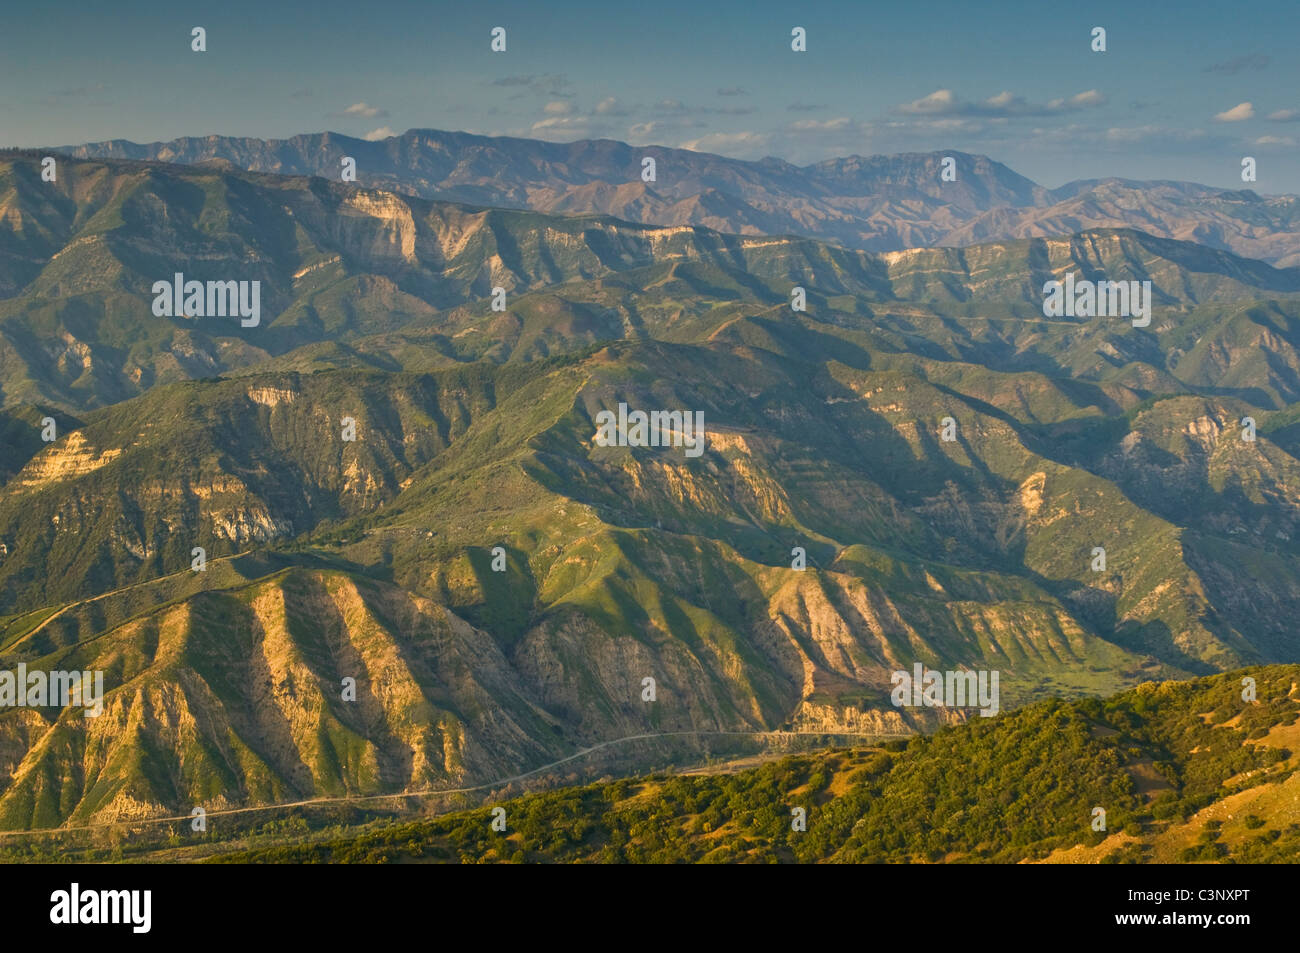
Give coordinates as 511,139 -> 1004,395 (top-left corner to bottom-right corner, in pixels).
57,129 -> 1300,266
6,154 -> 1300,417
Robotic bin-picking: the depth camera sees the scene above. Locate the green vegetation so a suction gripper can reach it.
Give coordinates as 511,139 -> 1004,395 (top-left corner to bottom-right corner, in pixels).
206,666 -> 1300,864
4,153 -> 1300,841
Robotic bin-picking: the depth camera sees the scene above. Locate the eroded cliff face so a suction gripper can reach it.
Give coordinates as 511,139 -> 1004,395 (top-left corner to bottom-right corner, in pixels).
0,569 -> 564,829
0,372 -> 484,611
60,130 -> 1300,267
0,555 -> 994,829
3,333 -> 1281,829
14,431 -> 121,488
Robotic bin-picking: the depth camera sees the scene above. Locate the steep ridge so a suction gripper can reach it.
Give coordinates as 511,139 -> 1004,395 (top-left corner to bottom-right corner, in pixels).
55,130 -> 1300,264
0,567 -> 565,829
4,329 -> 1300,827
4,154 -> 1300,416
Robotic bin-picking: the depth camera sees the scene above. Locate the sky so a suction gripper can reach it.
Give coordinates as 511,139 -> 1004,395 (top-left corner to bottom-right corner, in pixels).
3,0 -> 1299,190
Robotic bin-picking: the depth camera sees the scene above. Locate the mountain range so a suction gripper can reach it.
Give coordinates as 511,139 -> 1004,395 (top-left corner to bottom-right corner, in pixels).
1,139 -> 1299,836
58,129 -> 1300,267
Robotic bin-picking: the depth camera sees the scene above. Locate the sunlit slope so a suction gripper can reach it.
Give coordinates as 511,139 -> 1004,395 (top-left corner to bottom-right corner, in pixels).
3,332 -> 1296,826
61,131 -> 1300,266
5,155 -> 1300,415
0,567 -> 564,830
206,664 -> 1300,864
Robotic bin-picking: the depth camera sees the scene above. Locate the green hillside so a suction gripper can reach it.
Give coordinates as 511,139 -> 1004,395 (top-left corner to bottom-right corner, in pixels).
199,665 -> 1300,864
2,154 -> 1300,834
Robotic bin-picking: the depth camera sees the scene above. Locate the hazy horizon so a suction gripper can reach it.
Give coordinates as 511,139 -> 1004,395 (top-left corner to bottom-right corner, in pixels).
4,0 -> 1299,190
28,125 -> 1300,195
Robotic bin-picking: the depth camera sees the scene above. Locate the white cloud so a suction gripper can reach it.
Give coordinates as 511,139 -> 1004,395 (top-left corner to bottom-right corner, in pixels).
897,88 -> 1106,117
1052,89 -> 1106,109
362,126 -> 395,141
1267,108 -> 1300,122
676,131 -> 771,155
530,116 -> 589,130
1214,102 -> 1255,122
1254,135 -> 1296,147
899,89 -> 962,115
789,117 -> 855,132
340,102 -> 388,119
526,116 -> 600,141
543,100 -> 574,115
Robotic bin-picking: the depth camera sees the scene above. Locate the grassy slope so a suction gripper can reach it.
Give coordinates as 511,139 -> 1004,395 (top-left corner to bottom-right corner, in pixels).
205,665 -> 1300,864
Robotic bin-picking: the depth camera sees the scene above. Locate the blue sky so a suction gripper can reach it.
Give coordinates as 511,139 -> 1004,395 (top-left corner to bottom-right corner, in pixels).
3,0 -> 1298,190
